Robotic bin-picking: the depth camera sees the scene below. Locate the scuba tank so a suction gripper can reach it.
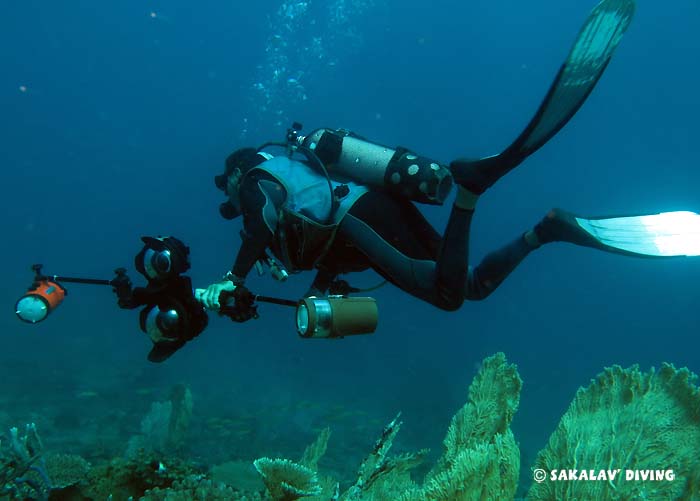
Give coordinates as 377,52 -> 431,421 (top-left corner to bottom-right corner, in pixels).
296,127 -> 454,205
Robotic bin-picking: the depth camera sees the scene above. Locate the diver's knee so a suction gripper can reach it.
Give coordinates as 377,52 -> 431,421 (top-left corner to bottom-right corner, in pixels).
436,292 -> 464,312
464,286 -> 494,301
464,270 -> 496,301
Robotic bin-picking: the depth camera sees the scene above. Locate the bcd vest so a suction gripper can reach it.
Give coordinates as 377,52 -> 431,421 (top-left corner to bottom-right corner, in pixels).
248,156 -> 368,272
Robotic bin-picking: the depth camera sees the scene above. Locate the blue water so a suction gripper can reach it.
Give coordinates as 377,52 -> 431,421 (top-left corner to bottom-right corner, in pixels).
1,0 -> 699,494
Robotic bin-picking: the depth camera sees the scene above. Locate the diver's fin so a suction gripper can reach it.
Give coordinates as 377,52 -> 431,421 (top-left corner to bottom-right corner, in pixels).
536,208 -> 700,258
451,0 -> 635,194
505,0 -> 635,159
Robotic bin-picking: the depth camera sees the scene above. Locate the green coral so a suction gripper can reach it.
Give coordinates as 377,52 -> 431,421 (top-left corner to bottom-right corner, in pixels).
254,457 -> 322,500
421,352 -> 522,500
300,427 -> 331,472
290,353 -> 522,501
414,430 -> 520,501
127,384 -> 194,458
166,384 -> 194,453
527,363 -> 700,501
440,352 -> 522,458
263,353 -> 699,501
6,353 -> 699,501
341,352 -> 522,501
44,452 -> 91,489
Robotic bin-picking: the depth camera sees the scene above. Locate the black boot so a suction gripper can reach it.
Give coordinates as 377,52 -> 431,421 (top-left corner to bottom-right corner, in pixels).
534,208 -> 602,248
449,153 -> 518,195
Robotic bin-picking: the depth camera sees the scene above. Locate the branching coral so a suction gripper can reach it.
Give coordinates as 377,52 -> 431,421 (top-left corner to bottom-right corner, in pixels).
342,413 -> 405,499
0,423 -> 51,500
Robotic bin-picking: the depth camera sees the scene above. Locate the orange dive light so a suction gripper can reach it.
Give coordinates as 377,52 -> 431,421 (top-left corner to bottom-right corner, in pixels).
15,280 -> 66,323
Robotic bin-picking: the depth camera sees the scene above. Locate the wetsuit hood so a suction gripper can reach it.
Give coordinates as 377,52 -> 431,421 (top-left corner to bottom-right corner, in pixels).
215,147 -> 268,219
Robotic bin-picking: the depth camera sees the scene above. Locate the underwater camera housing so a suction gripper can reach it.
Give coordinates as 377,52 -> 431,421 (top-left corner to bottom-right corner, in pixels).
123,236 -> 208,362
134,236 -> 191,282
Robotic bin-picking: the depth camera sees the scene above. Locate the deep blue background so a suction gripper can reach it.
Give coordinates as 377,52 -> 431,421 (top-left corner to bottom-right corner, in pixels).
1,0 -> 699,475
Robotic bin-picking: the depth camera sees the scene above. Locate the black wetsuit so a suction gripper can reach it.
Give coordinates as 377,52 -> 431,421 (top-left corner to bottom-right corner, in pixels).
229,170 -> 535,311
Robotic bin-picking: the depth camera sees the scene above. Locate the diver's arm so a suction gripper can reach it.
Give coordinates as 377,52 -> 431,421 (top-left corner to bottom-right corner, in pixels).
201,174 -> 285,311
230,173 -> 285,283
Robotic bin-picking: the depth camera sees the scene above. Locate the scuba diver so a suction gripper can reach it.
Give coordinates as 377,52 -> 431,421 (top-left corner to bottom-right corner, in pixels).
20,0 -> 696,362
200,0 -> 699,314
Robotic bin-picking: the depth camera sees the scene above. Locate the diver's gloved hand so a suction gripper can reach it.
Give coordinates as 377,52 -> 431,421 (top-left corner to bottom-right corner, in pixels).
224,286 -> 258,322
197,280 -> 236,310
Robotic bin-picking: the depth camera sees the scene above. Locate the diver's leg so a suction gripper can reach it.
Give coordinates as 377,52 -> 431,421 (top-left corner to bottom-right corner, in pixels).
466,205 -> 700,300
451,0 -> 635,194
339,190 -> 555,304
464,232 -> 539,300
337,189 -> 477,311
433,189 -> 478,307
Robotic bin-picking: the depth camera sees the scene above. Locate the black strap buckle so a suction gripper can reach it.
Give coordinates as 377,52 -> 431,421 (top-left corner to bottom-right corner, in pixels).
334,184 -> 350,200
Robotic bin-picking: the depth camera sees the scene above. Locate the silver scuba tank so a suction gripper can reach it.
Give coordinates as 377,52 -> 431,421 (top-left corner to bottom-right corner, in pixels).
298,128 -> 453,205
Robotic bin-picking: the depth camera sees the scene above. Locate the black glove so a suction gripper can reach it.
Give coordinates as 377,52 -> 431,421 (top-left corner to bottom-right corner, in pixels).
220,286 -> 259,323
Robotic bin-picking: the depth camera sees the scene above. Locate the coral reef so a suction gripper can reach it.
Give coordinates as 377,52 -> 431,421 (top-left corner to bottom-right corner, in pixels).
3,354 -> 698,501
527,363 -> 700,500
246,353 -> 699,501
334,353 -> 522,501
141,474 -> 262,501
249,354 -> 521,501
82,449 -> 198,500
